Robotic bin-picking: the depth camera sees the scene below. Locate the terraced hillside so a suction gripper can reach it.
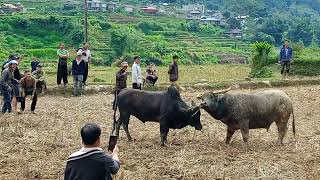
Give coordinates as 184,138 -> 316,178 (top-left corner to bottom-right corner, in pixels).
90,15 -> 251,64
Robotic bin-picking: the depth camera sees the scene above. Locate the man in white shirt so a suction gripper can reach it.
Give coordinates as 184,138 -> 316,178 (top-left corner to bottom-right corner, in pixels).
77,42 -> 91,86
131,56 -> 143,90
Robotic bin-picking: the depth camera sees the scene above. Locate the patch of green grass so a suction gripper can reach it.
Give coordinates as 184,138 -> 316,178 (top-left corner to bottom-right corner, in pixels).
41,64 -> 251,86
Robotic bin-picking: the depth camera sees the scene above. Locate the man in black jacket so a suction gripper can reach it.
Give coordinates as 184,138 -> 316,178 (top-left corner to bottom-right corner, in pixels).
113,61 -> 128,110
64,123 -> 120,180
72,52 -> 86,96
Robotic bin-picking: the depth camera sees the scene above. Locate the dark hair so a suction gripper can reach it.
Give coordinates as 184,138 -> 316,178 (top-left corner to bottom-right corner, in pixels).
134,56 -> 140,60
83,42 -> 90,45
24,70 -> 30,74
173,55 -> 179,60
80,123 -> 101,145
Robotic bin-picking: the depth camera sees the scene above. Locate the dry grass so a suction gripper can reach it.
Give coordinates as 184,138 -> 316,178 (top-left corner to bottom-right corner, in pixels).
0,85 -> 320,179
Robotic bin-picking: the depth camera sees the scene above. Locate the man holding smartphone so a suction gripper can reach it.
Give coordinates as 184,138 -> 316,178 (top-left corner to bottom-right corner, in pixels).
64,123 -> 120,180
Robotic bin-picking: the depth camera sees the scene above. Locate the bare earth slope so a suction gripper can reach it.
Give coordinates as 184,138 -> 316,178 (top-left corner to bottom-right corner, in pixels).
0,85 -> 320,180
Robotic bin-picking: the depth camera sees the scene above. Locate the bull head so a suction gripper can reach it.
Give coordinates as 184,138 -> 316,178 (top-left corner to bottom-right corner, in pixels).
197,87 -> 231,100
180,104 -> 203,130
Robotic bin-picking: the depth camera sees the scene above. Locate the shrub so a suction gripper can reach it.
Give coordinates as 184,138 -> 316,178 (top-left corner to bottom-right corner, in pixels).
250,42 -> 274,78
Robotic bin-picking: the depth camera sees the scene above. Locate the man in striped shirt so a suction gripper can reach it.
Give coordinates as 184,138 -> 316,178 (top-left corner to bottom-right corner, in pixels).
64,123 -> 120,180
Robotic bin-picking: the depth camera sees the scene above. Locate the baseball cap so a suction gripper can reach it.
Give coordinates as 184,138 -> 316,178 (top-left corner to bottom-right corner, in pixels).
9,60 -> 18,65
121,61 -> 128,67
77,51 -> 82,56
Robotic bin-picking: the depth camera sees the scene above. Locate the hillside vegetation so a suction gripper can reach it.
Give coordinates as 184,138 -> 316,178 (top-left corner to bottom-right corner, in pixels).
0,0 -> 320,68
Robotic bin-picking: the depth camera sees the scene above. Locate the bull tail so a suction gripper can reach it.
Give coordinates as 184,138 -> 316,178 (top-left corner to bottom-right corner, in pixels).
292,109 -> 296,137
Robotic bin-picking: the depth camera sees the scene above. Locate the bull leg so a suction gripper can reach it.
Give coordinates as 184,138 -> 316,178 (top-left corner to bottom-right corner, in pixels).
160,125 -> 169,146
122,122 -> 132,142
276,121 -> 288,145
239,121 -> 250,148
225,126 -> 236,144
121,114 -> 132,141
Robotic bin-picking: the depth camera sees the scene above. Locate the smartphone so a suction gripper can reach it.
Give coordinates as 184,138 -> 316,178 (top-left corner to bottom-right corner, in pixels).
108,135 -> 118,152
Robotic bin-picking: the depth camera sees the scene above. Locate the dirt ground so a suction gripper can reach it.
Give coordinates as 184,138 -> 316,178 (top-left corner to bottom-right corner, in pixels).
0,85 -> 320,180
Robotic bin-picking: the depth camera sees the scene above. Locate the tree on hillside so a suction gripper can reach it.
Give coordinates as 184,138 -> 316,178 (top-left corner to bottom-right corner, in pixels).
287,18 -> 313,47
111,26 -> 142,57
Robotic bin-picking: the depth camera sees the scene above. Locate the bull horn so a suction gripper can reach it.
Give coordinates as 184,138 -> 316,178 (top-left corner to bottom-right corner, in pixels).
212,87 -> 231,94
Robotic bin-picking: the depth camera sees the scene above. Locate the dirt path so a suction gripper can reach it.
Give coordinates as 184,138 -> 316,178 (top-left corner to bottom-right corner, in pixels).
0,85 -> 320,179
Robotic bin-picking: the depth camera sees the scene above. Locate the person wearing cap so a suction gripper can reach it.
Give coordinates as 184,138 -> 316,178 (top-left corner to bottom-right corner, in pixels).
113,61 -> 128,110
168,55 -> 182,92
72,52 -> 86,96
145,63 -> 158,86
0,60 -> 18,113
20,70 -> 37,113
77,42 -> 91,86
31,57 -> 40,72
57,43 -> 69,86
132,56 -> 143,90
64,123 -> 120,180
3,55 -> 24,112
32,64 -> 47,94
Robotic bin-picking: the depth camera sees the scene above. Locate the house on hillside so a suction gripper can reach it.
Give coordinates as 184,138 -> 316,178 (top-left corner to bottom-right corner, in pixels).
186,10 -> 202,20
87,0 -> 107,12
124,5 -> 134,13
0,3 -> 25,14
200,17 -> 221,25
106,2 -> 117,12
63,0 -> 81,11
236,15 -> 249,20
142,6 -> 158,14
225,28 -> 243,38
182,4 -> 205,20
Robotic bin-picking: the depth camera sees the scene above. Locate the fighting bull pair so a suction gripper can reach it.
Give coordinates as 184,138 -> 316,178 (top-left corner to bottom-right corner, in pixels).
113,85 -> 295,146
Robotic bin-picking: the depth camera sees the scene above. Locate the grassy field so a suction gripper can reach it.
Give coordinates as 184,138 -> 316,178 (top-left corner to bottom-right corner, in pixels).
29,64 -> 252,86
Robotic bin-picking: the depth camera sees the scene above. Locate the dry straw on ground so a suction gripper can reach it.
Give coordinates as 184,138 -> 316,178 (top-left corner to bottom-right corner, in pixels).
0,85 -> 320,180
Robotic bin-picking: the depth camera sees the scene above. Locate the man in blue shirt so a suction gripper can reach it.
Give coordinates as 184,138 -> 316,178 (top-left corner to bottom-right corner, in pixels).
64,123 -> 120,180
279,40 -> 293,79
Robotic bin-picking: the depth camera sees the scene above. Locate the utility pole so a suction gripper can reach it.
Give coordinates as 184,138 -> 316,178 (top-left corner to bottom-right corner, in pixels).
84,0 -> 88,42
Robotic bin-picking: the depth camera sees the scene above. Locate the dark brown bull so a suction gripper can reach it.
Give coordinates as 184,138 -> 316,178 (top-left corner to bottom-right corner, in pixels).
113,85 -> 203,146
198,88 -> 295,145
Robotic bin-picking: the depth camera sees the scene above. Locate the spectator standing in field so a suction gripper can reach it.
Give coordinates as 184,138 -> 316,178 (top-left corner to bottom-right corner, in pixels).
20,70 -> 37,113
57,43 -> 69,87
72,52 -> 86,96
31,57 -> 40,72
145,63 -> 158,86
132,56 -> 143,90
3,55 -> 24,112
113,61 -> 128,110
77,42 -> 91,86
32,64 -> 47,94
0,60 -> 18,113
64,123 -> 120,180
168,55 -> 182,92
279,40 -> 293,79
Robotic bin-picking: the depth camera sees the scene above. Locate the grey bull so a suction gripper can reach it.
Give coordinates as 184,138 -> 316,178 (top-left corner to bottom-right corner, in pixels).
198,88 -> 295,145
